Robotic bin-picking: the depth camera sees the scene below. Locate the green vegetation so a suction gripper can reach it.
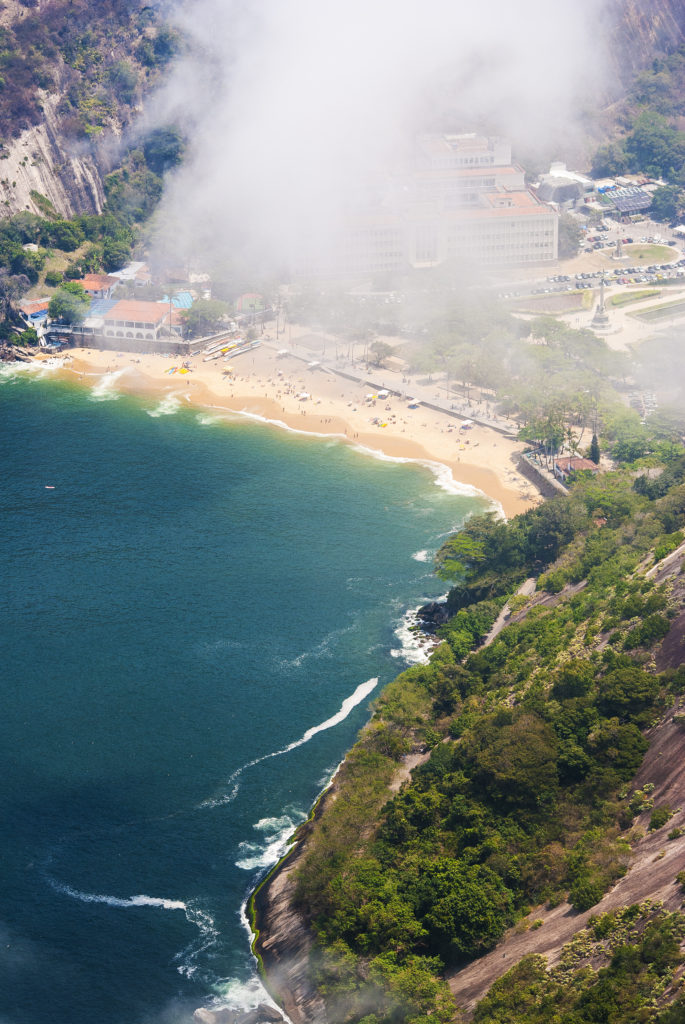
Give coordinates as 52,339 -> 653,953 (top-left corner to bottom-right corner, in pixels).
285,460 -> 685,1024
47,280 -> 90,324
0,2 -> 180,142
182,299 -> 231,338
475,904 -> 685,1024
623,244 -> 675,263
591,47 -> 685,220
609,289 -> 660,307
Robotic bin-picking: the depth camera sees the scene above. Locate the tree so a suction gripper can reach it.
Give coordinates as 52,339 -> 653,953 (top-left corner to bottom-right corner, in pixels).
412,857 -> 512,961
0,270 -> 29,321
143,127 -> 185,175
48,281 -> 90,324
650,184 -> 684,223
368,340 -> 392,367
590,433 -> 600,465
181,299 -> 229,338
43,219 -> 85,252
102,238 -> 131,272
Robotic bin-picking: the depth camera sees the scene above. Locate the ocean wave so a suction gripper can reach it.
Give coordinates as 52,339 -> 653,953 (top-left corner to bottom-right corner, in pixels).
0,357 -> 68,382
235,810 -> 307,871
89,367 -> 129,401
196,413 -> 223,426
412,549 -> 430,562
349,442 -> 483,498
391,602 -> 444,665
199,677 -> 378,809
235,408 -> 343,440
50,879 -> 187,911
212,975 -> 288,1022
147,392 -> 183,417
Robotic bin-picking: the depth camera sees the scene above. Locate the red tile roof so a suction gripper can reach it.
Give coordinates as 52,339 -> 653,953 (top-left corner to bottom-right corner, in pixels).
103,300 -> 168,325
80,273 -> 119,291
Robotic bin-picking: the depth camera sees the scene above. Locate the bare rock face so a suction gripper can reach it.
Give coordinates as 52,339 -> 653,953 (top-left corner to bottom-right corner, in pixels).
605,0 -> 685,86
0,94 -> 107,219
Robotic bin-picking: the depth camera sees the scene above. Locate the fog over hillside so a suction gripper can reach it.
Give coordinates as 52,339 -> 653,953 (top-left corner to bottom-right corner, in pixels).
148,0 -> 608,274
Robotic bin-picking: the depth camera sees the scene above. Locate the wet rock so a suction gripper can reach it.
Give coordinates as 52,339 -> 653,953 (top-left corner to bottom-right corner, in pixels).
416,600 -> 449,631
194,1003 -> 286,1024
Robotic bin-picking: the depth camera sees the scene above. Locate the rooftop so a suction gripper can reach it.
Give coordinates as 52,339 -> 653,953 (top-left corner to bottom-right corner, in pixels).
80,273 -> 119,292
103,300 -> 169,324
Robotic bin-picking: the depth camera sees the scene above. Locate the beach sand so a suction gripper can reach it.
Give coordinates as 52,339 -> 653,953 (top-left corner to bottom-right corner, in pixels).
55,338 -> 541,518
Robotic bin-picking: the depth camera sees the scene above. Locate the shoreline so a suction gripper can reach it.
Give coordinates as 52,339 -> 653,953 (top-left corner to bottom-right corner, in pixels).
46,340 -> 542,518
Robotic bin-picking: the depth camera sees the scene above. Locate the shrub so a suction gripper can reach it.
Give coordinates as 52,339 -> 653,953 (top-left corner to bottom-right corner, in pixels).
649,806 -> 674,831
569,876 -> 605,912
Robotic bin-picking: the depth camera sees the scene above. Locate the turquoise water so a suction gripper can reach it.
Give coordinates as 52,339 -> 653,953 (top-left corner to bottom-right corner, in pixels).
0,362 -> 487,1024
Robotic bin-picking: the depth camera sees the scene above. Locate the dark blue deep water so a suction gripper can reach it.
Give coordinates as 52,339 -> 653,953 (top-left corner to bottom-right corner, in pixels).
0,362 -> 487,1024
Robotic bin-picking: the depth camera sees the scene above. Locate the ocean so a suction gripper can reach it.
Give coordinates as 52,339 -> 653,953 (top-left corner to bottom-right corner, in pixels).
0,360 -> 488,1024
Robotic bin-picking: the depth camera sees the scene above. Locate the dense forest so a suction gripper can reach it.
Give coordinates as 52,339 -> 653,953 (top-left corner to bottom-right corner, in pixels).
251,456 -> 685,1024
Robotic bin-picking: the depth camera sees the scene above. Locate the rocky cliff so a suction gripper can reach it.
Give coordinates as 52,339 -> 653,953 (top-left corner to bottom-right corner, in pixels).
0,93 -> 106,218
0,0 -> 173,219
605,0 -> 685,87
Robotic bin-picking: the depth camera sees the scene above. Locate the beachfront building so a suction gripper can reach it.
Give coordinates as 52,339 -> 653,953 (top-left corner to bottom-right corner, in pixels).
311,133 -> 558,277
101,300 -> 171,341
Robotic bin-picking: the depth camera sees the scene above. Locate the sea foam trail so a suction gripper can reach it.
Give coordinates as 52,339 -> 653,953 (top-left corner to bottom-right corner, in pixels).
50,880 -> 186,910
147,392 -> 183,417
90,367 -> 129,401
51,880 -> 220,982
412,549 -> 430,562
199,677 -> 378,809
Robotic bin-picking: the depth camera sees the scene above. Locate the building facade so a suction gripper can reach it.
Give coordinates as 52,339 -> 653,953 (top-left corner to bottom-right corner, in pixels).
325,134 -> 558,277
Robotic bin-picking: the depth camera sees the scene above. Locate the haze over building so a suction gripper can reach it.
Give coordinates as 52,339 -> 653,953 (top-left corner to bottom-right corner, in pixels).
308,133 -> 558,277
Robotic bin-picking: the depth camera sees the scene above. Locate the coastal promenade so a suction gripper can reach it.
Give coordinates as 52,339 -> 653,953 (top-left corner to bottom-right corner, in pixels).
263,333 -> 520,438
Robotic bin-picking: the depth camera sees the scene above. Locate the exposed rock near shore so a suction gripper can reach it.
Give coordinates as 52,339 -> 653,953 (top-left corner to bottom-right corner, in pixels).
251,792 -> 336,1024
194,1002 -> 286,1024
416,599 -> 450,632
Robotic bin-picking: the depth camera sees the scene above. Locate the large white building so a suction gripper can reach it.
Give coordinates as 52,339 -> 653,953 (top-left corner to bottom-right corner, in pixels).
322,134 -> 558,276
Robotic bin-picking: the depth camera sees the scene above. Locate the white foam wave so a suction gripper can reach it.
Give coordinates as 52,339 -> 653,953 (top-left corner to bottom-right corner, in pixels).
412,549 -> 430,562
349,441 -> 483,498
89,367 -> 128,401
0,357 -> 68,382
174,904 -> 221,981
199,678 -> 378,809
147,392 -> 183,417
235,811 -> 306,871
196,413 -> 223,426
212,975 -> 289,1022
236,407 -> 344,440
391,602 -> 444,665
51,880 -> 187,910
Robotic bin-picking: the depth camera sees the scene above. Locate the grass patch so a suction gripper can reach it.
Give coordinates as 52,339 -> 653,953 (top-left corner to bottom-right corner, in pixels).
29,190 -> 57,218
610,289 -> 660,307
624,244 -> 676,263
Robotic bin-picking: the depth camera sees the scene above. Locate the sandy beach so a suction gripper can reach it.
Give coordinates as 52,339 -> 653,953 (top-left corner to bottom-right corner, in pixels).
53,337 -> 541,518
